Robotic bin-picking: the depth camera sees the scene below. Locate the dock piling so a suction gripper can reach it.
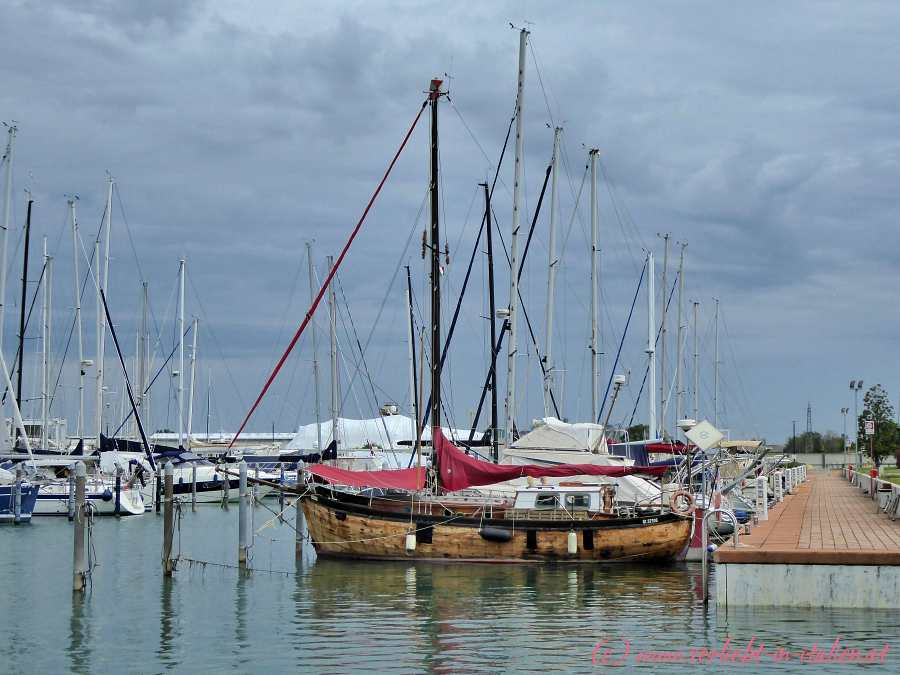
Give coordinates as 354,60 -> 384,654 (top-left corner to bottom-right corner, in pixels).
155,469 -> 162,513
191,464 -> 197,512
114,465 -> 122,516
67,470 -> 76,521
238,460 -> 249,570
13,467 -> 22,524
162,461 -> 175,576
72,461 -> 87,592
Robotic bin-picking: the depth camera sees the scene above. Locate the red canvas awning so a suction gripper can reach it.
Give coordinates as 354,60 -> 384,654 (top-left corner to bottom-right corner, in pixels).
305,464 -> 426,491
434,429 -> 668,492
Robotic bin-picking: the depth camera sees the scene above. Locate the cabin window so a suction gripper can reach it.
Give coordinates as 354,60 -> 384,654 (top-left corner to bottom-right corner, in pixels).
417,523 -> 433,544
535,494 -> 559,509
526,530 -> 537,550
564,494 -> 590,509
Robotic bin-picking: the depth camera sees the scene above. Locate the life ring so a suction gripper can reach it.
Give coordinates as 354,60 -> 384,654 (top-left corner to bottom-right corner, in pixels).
669,490 -> 695,515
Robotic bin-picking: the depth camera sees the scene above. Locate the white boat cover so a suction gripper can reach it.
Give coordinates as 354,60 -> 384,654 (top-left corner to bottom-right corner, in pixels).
284,414 -> 469,451
511,417 -> 608,454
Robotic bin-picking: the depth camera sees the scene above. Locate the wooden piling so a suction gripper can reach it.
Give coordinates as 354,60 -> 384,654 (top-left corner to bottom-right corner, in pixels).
155,469 -> 162,513
72,461 -> 87,592
67,470 -> 76,521
114,465 -> 122,516
13,467 -> 23,524
238,460 -> 249,570
162,461 -> 175,576
191,463 -> 197,512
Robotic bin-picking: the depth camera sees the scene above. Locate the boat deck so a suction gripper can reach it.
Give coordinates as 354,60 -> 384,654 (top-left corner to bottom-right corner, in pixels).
715,469 -> 900,565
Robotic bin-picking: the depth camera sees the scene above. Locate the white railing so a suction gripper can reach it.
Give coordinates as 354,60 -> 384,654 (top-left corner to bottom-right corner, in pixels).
844,468 -> 900,520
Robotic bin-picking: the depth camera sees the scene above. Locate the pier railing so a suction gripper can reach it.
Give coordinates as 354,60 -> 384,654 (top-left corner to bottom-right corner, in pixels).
844,468 -> 900,520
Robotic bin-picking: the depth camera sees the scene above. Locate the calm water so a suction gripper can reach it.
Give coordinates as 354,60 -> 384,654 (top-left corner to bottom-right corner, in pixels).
1,504 -> 896,674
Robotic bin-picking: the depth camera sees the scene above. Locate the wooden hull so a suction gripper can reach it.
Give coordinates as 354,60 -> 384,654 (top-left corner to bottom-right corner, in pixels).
301,492 -> 692,563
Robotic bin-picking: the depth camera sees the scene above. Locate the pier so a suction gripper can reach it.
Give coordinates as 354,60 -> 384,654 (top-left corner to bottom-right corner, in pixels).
715,469 -> 900,608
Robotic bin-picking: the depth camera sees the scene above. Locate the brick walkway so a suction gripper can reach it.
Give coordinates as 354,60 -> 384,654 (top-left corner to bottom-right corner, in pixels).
715,469 -> 900,565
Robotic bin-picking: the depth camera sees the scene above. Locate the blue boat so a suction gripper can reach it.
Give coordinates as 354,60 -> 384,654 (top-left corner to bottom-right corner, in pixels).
0,481 -> 40,524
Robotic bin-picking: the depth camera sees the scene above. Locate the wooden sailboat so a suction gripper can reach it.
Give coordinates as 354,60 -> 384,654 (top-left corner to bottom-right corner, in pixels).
299,77 -> 692,563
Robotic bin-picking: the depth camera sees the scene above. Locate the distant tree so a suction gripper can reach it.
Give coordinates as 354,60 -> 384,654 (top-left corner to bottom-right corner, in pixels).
857,384 -> 900,467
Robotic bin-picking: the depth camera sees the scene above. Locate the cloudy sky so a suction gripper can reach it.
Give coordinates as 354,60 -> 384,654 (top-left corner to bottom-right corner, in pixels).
1,1 -> 898,445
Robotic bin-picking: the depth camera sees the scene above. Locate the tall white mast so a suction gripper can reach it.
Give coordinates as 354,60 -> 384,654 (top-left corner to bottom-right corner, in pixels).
95,176 -> 113,447
177,259 -> 185,448
714,297 -> 720,428
327,255 -> 339,448
543,127 -> 561,418
658,233 -> 669,438
306,242 -> 322,451
646,252 -> 657,440
41,237 -> 51,450
70,199 -> 85,440
589,148 -> 600,423
0,124 -> 16,359
187,317 -> 198,449
675,243 -> 686,427
504,27 -> 528,442
141,282 -> 151,433
692,301 -> 699,421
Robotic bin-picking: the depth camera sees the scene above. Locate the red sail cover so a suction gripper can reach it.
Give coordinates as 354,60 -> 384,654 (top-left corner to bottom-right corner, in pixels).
434,428 -> 668,492
305,464 -> 426,491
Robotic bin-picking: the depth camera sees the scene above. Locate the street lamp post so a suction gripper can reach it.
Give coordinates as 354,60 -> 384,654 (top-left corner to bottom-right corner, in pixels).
840,407 -> 849,466
850,380 -> 863,468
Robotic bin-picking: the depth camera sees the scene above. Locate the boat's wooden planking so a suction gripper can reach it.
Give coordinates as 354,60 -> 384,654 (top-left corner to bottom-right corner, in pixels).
301,498 -> 691,562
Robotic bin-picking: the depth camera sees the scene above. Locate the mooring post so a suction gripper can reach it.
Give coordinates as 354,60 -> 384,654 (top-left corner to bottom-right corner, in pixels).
221,463 -> 229,507
162,461 -> 175,576
295,466 -> 305,558
73,461 -> 87,592
13,467 -> 23,524
191,463 -> 197,512
238,460 -> 249,570
114,465 -> 122,516
279,464 -> 285,522
155,469 -> 162,513
67,470 -> 76,521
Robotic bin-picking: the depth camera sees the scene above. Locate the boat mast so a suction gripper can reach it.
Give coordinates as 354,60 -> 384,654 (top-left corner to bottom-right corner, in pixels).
692,301 -> 699,421
0,124 -> 16,359
327,255 -> 339,449
589,148 -> 600,423
306,242 -> 322,452
504,28 -> 528,443
69,198 -> 85,439
41,237 -> 52,450
675,243 -> 686,428
16,192 -> 32,417
187,317 -> 198,450
482,182 -> 500,462
658,233 -> 669,438
405,266 -> 418,455
714,297 -> 719,428
135,281 -> 148,438
543,127 -> 561,419
646,251 -> 657,440
96,176 -> 113,448
428,78 -> 444,440
177,258 -> 185,448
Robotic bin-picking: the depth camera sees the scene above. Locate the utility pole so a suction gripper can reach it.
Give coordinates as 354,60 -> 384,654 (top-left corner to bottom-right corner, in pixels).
504,28 -> 528,444
543,127 -> 561,418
